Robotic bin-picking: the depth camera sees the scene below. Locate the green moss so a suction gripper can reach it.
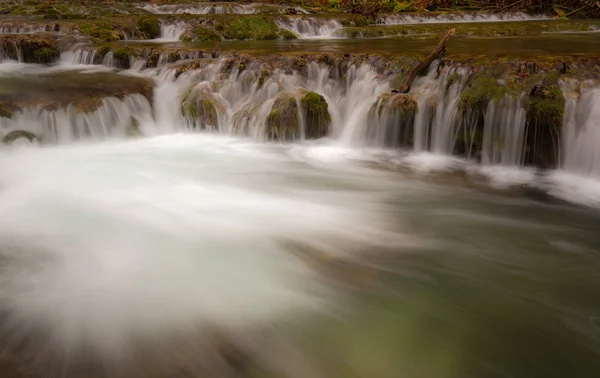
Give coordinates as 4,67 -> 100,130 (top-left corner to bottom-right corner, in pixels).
526,85 -> 564,127
33,47 -> 59,64
80,20 -> 122,42
218,16 -> 279,41
96,45 -> 111,58
458,76 -> 506,112
377,93 -> 417,118
267,93 -> 300,141
137,16 -> 161,39
113,47 -> 131,68
181,86 -> 224,128
193,27 -> 222,42
280,29 -> 298,40
301,91 -> 331,139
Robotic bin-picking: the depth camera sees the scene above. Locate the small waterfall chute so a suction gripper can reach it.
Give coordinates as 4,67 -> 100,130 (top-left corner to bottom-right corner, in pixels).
275,18 -> 343,39
562,82 -> 600,178
156,22 -> 187,42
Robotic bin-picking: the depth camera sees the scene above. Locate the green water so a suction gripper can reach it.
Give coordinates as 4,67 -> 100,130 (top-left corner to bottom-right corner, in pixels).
116,32 -> 600,58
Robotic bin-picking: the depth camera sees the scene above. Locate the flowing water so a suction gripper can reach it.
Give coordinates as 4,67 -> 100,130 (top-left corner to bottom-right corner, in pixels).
275,18 -> 344,39
0,34 -> 600,377
376,12 -> 551,25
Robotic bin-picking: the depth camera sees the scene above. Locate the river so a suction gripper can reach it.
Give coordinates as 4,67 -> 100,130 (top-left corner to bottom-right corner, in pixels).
0,133 -> 599,377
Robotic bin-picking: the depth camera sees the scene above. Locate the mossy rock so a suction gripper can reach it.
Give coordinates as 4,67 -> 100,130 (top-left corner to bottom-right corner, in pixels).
301,91 -> 331,139
193,27 -> 222,42
96,45 -> 111,58
375,92 -> 417,118
2,130 -> 39,145
137,16 -> 160,39
266,91 -> 302,141
280,29 -> 298,40
181,85 -> 225,129
112,48 -> 131,69
523,79 -> 565,168
367,92 -> 417,147
458,76 -> 506,113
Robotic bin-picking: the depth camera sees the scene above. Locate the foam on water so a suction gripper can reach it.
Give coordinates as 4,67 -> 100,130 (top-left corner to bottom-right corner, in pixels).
543,170 -> 600,208
0,134 -> 415,373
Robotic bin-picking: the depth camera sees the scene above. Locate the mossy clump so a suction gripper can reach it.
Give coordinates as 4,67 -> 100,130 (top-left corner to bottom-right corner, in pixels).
266,92 -> 301,141
137,16 -> 160,39
367,92 -> 416,147
193,27 -> 222,42
113,47 -> 131,69
523,79 -> 565,168
80,20 -> 122,42
301,91 -> 331,139
96,45 -> 111,58
458,76 -> 506,112
218,16 -> 279,40
376,92 -> 417,118
280,29 -> 298,40
181,85 -> 224,129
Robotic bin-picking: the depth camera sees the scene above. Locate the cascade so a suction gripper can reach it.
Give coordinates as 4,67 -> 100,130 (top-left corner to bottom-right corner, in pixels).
140,3 -> 257,15
61,45 -> 97,66
275,18 -> 343,38
0,41 -> 23,62
0,24 -> 48,34
156,22 -> 187,42
377,12 -> 550,25
410,64 -> 470,154
481,94 -> 527,165
0,95 -> 153,143
562,81 -> 600,178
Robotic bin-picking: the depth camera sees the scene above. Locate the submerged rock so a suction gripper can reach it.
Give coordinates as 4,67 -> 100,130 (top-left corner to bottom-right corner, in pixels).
181,85 -> 225,129
267,91 -> 301,141
266,90 -> 332,141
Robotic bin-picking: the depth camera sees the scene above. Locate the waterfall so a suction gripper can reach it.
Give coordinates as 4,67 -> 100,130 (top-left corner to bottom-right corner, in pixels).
156,22 -> 187,42
481,94 -> 527,166
0,24 -> 48,34
562,83 -> 600,178
0,41 -> 23,62
140,3 -> 257,15
377,12 -> 551,25
410,65 -> 470,154
0,95 -> 154,143
60,46 -> 97,66
276,18 -> 343,39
